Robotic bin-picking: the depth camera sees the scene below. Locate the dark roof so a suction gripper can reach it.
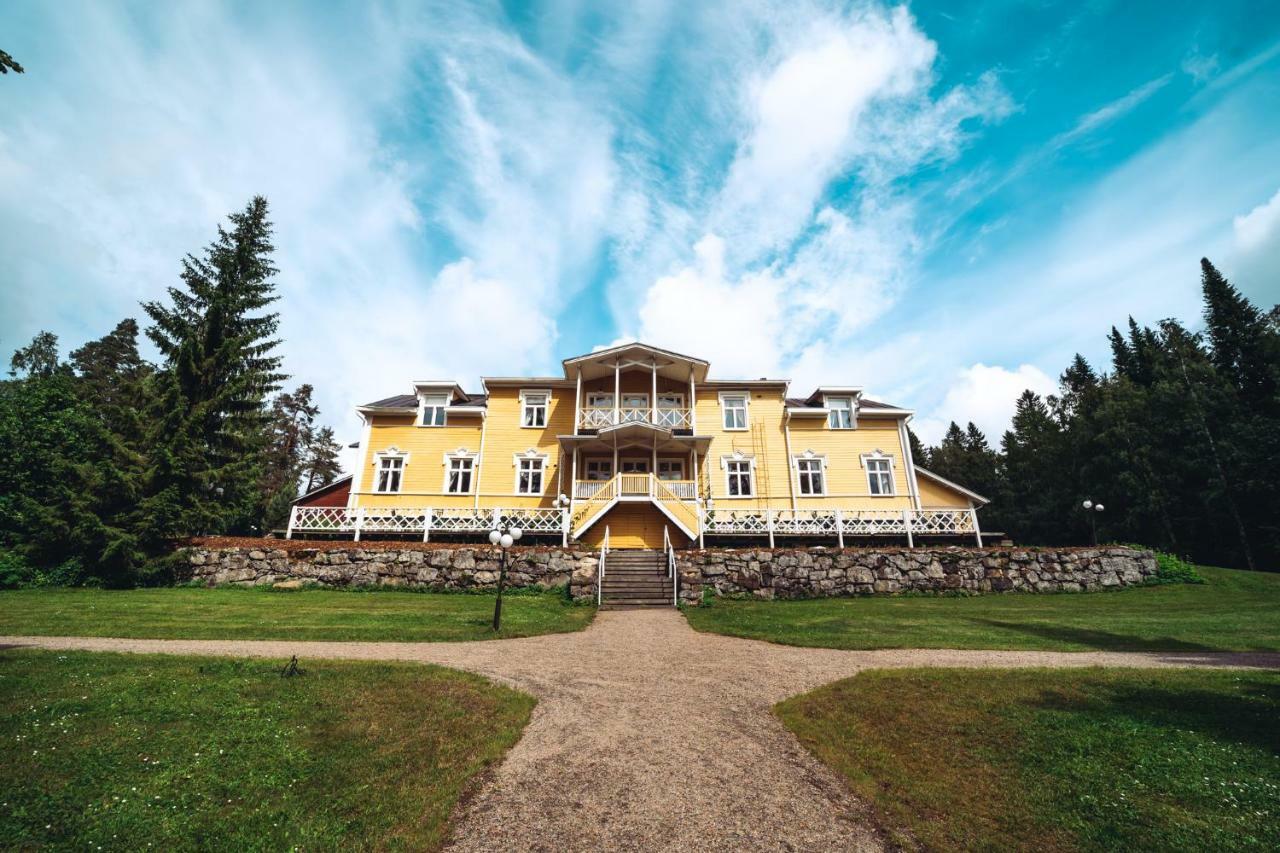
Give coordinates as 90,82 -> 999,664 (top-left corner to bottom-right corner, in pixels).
361,392 -> 488,409
785,395 -> 905,411
362,393 -> 417,409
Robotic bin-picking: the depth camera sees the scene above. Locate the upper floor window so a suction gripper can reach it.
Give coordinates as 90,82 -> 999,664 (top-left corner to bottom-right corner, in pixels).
721,393 -> 748,431
796,457 -> 825,496
726,459 -> 754,496
827,397 -> 854,429
516,456 -> 545,494
521,391 -> 549,428
420,393 -> 448,427
445,455 -> 475,494
656,393 -> 685,428
864,456 -> 894,496
375,454 -> 406,493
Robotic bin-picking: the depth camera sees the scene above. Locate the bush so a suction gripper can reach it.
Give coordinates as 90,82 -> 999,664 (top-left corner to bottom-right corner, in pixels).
0,550 -> 34,589
1152,551 -> 1206,585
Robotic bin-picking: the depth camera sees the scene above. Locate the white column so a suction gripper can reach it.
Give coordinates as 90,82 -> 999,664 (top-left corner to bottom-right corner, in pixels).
286,506 -> 298,539
903,508 -> 914,548
767,509 -> 775,548
970,504 -> 982,547
836,509 -> 844,549
423,508 -> 432,542
574,367 -> 583,432
353,507 -> 364,541
651,359 -> 657,425
688,368 -> 697,432
613,360 -> 620,426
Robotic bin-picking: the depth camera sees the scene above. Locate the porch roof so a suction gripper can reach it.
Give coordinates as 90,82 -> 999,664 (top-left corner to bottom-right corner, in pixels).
557,431 -> 713,454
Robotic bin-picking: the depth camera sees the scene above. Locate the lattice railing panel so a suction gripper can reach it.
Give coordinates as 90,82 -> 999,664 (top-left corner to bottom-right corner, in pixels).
911,509 -> 975,534
291,506 -> 353,532
773,511 -> 838,536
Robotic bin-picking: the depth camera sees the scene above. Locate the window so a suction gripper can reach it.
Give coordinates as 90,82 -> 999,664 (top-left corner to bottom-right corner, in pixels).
445,456 -> 474,494
516,457 -> 545,494
375,456 -> 404,493
621,393 -> 648,423
796,457 -> 825,495
657,393 -> 685,428
620,458 -> 649,473
721,394 -> 748,430
521,391 -> 548,428
865,457 -> 894,496
657,460 -> 684,481
726,459 -> 753,496
420,393 -> 448,427
584,459 -> 612,481
827,396 -> 854,429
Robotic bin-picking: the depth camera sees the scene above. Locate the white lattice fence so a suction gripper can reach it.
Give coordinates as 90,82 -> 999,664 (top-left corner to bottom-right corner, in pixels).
289,506 -> 353,534
911,509 -> 975,534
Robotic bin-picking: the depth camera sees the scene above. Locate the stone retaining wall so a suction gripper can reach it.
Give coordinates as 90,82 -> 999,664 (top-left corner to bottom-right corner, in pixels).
184,545 -> 599,602
676,546 -> 1158,604
183,543 -> 1157,607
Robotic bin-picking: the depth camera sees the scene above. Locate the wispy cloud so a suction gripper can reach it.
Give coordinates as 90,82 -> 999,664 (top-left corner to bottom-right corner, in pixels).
1046,73 -> 1173,151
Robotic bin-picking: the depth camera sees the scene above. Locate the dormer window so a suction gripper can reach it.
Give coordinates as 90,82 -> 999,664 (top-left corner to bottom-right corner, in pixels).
827,396 -> 854,429
420,393 -> 448,427
521,390 -> 549,428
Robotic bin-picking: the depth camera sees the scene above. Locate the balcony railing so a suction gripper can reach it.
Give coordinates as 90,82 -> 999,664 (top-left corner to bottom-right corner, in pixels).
577,407 -> 693,431
573,476 -> 697,500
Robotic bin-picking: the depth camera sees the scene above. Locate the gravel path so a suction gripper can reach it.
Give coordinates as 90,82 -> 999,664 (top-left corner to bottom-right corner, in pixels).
4,613 -> 1277,852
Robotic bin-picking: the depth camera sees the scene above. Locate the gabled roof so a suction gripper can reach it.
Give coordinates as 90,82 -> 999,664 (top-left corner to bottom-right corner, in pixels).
914,465 -> 990,505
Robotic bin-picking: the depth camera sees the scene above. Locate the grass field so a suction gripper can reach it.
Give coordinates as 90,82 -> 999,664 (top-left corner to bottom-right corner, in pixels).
0,586 -> 594,642
776,668 -> 1280,852
685,565 -> 1280,651
0,649 -> 534,850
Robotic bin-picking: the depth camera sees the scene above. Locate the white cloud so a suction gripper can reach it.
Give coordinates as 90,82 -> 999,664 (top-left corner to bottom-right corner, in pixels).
913,363 -> 1058,445
1232,186 -> 1280,286
1048,74 -> 1172,151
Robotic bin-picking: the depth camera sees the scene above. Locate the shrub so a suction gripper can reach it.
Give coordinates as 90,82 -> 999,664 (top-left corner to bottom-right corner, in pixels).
0,550 -> 34,589
1152,551 -> 1206,585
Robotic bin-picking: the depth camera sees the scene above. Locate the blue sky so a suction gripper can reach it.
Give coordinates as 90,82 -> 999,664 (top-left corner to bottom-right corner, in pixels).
2,1 -> 1279,452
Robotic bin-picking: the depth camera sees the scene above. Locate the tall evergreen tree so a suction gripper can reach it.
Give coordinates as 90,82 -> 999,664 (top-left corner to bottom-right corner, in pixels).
261,384 -> 320,529
140,196 -> 285,541
302,426 -> 344,494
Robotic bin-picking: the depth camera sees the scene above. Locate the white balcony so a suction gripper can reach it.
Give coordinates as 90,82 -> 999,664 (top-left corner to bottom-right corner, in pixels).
577,406 -> 693,431
573,476 -> 697,500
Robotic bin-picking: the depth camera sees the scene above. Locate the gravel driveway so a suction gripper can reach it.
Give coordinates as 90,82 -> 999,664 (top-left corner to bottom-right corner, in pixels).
4,612 -> 1277,852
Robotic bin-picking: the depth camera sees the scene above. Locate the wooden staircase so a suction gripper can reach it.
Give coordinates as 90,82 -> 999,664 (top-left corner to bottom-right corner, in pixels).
600,549 -> 673,609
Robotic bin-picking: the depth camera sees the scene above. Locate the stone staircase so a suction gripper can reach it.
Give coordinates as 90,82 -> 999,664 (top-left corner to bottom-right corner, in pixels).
600,549 -> 673,609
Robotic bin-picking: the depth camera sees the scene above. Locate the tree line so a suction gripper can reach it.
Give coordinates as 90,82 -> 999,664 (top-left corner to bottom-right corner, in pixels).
914,259 -> 1280,571
0,197 -> 342,586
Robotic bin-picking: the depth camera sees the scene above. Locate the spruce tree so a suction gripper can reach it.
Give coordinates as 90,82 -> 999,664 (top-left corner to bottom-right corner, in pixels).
302,427 -> 344,493
141,196 -> 285,541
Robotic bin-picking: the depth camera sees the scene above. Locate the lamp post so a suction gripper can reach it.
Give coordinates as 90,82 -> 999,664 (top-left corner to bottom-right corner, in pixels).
488,521 -> 523,631
1081,499 -> 1105,546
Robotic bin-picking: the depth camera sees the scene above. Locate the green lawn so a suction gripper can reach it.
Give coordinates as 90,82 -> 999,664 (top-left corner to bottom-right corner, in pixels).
0,587 -> 594,642
777,668 -> 1280,852
0,649 -> 534,850
685,565 -> 1280,651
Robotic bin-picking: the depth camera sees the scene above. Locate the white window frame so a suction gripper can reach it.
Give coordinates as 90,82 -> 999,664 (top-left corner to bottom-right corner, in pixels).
419,393 -> 448,427
719,392 -> 749,431
824,395 -> 855,430
373,448 -> 409,494
794,451 -> 828,496
514,451 -> 548,495
584,459 -> 613,481
520,389 -> 551,429
443,450 -> 478,494
619,457 -> 650,474
586,392 -> 614,409
619,393 -> 649,423
656,459 -> 685,481
861,451 -> 896,497
720,453 -> 755,497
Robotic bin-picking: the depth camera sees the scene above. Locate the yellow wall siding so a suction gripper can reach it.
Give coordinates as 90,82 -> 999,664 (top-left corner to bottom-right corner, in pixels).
353,413 -> 483,508
917,474 -> 976,509
474,386 -> 572,507
787,416 -> 913,510
693,387 -> 791,511
579,503 -> 672,549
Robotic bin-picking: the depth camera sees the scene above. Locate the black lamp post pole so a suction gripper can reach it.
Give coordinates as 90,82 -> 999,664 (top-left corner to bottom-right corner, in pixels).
492,545 -> 508,632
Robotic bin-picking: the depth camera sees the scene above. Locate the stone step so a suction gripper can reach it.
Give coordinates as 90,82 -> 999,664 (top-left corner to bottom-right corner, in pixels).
600,598 -> 674,607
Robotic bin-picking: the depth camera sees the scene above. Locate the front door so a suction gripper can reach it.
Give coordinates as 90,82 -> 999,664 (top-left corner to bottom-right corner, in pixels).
620,459 -> 650,474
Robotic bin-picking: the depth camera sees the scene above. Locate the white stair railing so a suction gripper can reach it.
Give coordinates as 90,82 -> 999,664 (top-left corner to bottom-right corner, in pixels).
663,525 -> 677,606
597,525 -> 609,606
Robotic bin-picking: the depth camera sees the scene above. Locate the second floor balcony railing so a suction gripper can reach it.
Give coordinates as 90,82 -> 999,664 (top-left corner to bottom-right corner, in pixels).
577,406 -> 693,430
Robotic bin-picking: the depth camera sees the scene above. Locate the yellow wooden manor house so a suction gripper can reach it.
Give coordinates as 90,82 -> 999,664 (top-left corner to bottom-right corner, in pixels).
287,342 -> 988,550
